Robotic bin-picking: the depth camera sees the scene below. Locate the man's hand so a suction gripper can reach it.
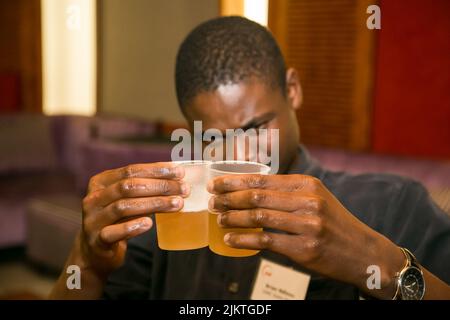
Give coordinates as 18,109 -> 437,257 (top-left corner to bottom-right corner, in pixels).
49,162 -> 189,299
208,174 -> 405,299
80,162 -> 189,276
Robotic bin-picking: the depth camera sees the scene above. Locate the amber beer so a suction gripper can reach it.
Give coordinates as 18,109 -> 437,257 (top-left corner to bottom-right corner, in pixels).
208,212 -> 261,257
155,161 -> 210,250
208,161 -> 270,257
156,210 -> 208,250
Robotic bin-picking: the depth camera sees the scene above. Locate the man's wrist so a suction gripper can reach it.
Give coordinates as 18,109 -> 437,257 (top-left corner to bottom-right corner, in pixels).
71,231 -> 111,282
48,234 -> 108,299
378,245 -> 405,299
359,235 -> 406,299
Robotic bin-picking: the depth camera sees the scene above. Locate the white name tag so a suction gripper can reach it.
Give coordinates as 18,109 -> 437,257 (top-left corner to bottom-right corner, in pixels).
250,258 -> 311,300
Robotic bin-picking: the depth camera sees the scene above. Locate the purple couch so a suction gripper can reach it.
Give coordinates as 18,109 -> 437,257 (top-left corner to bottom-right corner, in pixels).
307,146 -> 450,190
0,114 -> 173,249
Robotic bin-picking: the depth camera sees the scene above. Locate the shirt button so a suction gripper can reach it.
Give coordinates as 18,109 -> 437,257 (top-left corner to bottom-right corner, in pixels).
228,282 -> 239,294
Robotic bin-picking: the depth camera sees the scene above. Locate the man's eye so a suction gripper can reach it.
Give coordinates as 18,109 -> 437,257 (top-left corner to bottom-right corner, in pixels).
256,121 -> 269,129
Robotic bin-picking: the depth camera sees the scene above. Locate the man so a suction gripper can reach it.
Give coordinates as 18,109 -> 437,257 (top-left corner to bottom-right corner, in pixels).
50,16 -> 450,299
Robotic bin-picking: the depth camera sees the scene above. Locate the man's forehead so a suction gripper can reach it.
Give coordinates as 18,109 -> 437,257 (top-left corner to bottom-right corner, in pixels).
186,82 -> 275,130
188,107 -> 250,131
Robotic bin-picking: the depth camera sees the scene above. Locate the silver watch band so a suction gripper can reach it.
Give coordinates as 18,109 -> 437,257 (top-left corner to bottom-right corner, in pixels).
392,247 -> 423,300
392,247 -> 412,300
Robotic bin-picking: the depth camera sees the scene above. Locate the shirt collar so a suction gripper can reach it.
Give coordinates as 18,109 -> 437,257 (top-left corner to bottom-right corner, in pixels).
285,144 -> 326,179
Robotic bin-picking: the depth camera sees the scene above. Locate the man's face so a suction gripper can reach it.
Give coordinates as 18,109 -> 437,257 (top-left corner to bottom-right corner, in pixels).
183,75 -> 301,173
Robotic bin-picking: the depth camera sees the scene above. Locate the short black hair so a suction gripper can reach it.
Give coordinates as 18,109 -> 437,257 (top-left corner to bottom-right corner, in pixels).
175,16 -> 287,110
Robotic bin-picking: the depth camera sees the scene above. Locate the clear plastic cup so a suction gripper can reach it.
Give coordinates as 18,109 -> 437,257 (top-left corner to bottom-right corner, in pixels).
155,161 -> 210,250
208,161 -> 270,257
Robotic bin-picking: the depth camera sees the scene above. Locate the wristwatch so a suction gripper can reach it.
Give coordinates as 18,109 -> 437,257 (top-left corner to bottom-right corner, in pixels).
392,247 -> 425,300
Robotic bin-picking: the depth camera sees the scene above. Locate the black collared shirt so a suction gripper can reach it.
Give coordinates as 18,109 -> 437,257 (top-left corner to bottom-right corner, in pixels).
103,146 -> 450,299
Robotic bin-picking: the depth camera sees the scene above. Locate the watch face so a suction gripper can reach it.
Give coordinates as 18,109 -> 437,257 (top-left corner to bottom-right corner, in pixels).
400,267 -> 425,300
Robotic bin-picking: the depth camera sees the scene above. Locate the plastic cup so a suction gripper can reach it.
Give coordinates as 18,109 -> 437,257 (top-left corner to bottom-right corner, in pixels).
208,161 -> 270,257
155,161 -> 210,250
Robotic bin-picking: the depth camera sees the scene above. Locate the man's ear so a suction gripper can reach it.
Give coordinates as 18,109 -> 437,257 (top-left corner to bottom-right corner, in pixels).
285,68 -> 302,111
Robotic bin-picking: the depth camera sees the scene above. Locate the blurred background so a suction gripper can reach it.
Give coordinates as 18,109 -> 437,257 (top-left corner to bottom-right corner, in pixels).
0,0 -> 449,299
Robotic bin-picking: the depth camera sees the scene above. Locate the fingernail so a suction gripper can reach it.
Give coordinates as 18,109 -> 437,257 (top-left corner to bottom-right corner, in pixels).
208,196 -> 216,211
216,213 -> 224,226
180,182 -> 190,196
171,196 -> 182,207
174,166 -> 184,178
224,233 -> 231,245
207,179 -> 214,193
141,217 -> 152,228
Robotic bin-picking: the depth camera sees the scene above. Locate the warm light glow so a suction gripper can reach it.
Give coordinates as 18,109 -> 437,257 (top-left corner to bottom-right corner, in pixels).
220,0 -> 268,27
243,0 -> 268,26
41,0 -> 96,115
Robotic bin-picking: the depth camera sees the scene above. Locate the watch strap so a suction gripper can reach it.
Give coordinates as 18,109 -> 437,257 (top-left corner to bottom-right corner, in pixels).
392,247 -> 412,300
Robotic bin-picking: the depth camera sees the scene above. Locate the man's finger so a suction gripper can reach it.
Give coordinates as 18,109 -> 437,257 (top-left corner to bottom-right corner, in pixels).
218,209 -> 323,235
88,162 -> 184,193
223,231 -> 317,264
95,196 -> 183,225
99,217 -> 153,244
208,174 -> 311,194
85,178 -> 189,209
209,189 -> 321,212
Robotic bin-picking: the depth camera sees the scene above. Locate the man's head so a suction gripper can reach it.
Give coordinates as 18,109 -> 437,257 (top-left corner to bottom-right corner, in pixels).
175,16 -> 302,173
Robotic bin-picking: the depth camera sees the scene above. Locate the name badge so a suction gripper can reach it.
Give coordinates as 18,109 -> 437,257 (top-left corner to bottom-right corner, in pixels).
250,258 -> 311,300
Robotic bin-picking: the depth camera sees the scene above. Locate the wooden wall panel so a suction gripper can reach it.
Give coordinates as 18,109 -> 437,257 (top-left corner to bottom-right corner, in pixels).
269,0 -> 376,151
